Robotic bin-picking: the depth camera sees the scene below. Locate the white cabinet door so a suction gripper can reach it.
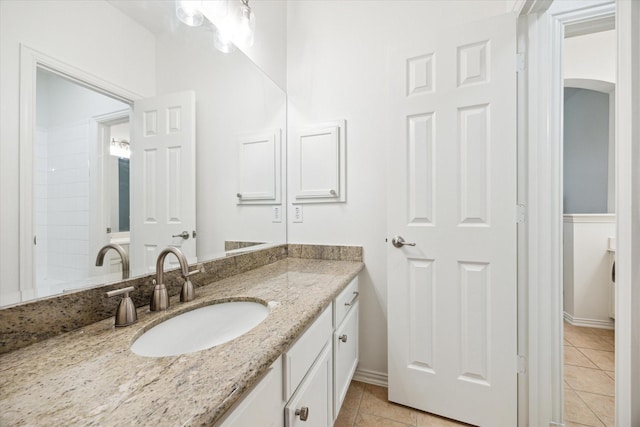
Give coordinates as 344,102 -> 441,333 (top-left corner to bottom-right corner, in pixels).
387,13 -> 517,427
285,344 -> 333,427
284,305 -> 332,400
130,91 -> 196,274
333,301 -> 359,419
216,356 -> 284,427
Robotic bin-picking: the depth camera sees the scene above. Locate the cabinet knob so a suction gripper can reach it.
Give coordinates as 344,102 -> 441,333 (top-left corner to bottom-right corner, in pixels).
339,334 -> 348,343
295,406 -> 309,421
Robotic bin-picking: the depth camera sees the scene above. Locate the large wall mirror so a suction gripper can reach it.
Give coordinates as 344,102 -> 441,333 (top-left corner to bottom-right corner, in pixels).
0,0 -> 287,306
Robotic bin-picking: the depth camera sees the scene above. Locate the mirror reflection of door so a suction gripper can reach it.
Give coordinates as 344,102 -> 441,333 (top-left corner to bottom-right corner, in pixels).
34,67 -> 131,295
96,114 -> 131,276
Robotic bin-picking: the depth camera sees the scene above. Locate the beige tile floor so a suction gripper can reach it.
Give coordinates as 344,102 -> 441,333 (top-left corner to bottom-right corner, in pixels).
564,321 -> 615,427
334,381 -> 470,427
335,322 -> 614,427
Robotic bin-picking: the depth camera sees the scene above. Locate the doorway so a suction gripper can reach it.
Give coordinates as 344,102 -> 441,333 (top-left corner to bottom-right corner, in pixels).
33,67 -> 131,296
561,21 -> 616,427
93,112 -> 132,278
562,9 -> 617,427
514,0 -> 640,425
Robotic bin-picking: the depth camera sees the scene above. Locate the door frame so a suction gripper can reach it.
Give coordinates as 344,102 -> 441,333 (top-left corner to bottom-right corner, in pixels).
90,110 -> 131,277
18,44 -> 141,299
517,0 -> 640,425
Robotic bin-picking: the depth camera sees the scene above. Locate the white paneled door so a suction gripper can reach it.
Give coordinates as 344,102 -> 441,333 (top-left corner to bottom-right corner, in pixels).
387,14 -> 517,427
131,91 -> 196,273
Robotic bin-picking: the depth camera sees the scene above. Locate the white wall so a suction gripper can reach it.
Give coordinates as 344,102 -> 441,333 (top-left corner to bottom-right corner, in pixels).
563,215 -> 615,328
0,0 -> 156,305
563,88 -> 610,213
564,29 -> 616,83
237,0 -> 287,91
286,0 -> 509,377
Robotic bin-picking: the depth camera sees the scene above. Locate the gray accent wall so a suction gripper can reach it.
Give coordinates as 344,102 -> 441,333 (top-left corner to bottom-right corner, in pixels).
563,88 -> 610,213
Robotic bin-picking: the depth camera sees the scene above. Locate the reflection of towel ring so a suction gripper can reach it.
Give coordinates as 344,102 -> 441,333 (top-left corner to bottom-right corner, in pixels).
612,261 -> 615,283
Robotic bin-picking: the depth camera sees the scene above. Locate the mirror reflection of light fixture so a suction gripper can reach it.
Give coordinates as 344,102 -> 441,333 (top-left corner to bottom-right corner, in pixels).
234,0 -> 255,48
213,25 -> 237,53
175,0 -> 255,53
110,138 -> 131,159
176,0 -> 205,27
201,0 -> 230,21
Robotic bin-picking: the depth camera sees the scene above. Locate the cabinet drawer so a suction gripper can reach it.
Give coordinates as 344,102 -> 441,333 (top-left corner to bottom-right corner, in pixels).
285,344 -> 333,427
333,277 -> 359,328
333,301 -> 359,418
284,305 -> 332,400
216,356 -> 284,427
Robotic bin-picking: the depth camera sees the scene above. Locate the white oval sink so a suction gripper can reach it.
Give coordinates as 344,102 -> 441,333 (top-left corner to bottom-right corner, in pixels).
131,301 -> 269,357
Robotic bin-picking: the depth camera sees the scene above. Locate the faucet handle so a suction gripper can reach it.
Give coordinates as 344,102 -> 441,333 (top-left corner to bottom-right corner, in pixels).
106,286 -> 137,327
184,263 -> 205,278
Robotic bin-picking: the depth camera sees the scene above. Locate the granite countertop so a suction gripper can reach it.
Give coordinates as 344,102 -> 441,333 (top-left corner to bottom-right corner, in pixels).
0,258 -> 364,426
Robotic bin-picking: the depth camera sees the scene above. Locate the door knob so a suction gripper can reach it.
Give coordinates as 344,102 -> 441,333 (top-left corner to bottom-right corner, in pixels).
172,231 -> 189,239
295,406 -> 309,421
339,334 -> 348,343
392,236 -> 416,248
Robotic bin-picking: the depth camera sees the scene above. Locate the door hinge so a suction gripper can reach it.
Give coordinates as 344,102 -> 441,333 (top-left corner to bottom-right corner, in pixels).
517,204 -> 526,224
516,52 -> 526,73
517,355 -> 527,374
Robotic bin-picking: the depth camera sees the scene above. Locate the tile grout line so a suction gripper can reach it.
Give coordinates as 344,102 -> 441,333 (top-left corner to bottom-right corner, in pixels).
351,386 -> 364,427
572,387 -> 610,427
564,322 -> 615,427
345,324 -> 614,427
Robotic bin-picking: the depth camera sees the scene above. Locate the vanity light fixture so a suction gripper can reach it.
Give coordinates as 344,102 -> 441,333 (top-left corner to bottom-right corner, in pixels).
175,0 -> 255,53
234,0 -> 256,48
109,138 -> 130,159
213,24 -> 237,53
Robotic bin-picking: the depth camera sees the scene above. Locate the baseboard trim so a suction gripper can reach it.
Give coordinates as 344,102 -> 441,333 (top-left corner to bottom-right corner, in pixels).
353,368 -> 388,387
563,312 -> 614,330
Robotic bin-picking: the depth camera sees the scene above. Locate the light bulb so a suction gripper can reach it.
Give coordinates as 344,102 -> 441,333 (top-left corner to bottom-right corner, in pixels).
176,0 -> 204,27
233,1 -> 255,48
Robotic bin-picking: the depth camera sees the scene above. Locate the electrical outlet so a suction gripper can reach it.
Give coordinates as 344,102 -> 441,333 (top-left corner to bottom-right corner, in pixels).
272,205 -> 282,223
293,205 -> 303,223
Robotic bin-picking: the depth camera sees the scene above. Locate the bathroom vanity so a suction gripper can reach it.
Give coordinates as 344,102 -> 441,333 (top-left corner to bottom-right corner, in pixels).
216,276 -> 359,426
0,256 -> 363,426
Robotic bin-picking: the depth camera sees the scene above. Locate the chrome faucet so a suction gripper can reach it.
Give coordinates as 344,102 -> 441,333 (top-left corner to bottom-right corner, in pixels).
150,247 -> 199,311
95,243 -> 130,279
